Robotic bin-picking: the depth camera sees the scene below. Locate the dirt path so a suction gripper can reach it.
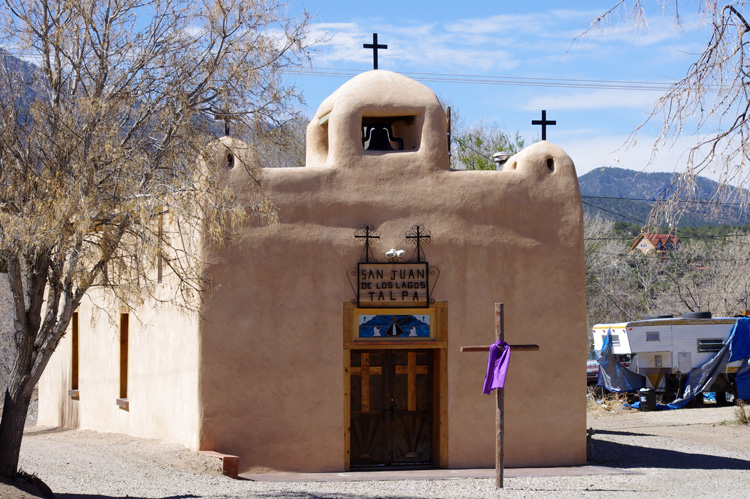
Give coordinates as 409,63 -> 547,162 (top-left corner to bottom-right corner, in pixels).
1,404 -> 749,498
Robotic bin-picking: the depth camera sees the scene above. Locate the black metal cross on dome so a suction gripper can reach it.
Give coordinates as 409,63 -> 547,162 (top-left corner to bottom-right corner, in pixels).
532,110 -> 556,141
363,33 -> 387,70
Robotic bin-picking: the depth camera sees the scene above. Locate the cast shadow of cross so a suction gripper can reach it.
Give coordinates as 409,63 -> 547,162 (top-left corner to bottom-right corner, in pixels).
591,431 -> 750,470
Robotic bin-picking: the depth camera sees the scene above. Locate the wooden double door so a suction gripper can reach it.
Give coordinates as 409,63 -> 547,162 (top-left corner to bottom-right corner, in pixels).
349,349 -> 433,468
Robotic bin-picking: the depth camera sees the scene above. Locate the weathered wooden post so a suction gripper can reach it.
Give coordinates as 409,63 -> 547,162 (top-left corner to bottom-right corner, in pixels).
460,303 -> 540,488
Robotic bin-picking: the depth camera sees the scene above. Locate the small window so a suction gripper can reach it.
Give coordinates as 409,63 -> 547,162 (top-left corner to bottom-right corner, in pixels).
611,334 -> 621,347
71,312 -> 79,390
646,331 -> 660,342
118,313 -> 129,410
68,312 -> 80,400
697,338 -> 723,353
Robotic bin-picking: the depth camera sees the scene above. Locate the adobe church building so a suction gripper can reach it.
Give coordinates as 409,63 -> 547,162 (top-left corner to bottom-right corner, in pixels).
37,70 -> 588,472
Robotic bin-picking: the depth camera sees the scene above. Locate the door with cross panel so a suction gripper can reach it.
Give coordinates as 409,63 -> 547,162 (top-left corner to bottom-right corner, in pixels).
349,349 -> 433,468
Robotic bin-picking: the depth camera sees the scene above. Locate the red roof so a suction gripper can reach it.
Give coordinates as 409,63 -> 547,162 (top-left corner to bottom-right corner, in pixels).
644,233 -> 680,246
631,233 -> 681,252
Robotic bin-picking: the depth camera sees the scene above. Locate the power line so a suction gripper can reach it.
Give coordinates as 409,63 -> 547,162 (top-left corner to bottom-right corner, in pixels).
581,198 -> 750,243
582,194 -> 749,207
0,47 -> 705,93
582,199 -> 646,225
285,67 -> 680,92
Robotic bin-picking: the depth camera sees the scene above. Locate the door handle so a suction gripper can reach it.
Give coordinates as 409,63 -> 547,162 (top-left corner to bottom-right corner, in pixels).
389,398 -> 395,419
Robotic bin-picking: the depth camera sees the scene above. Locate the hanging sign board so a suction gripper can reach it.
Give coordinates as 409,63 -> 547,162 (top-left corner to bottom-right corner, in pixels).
357,262 -> 429,308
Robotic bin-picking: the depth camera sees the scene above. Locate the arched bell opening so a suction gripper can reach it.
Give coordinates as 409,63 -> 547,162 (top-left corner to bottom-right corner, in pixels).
362,116 -> 417,152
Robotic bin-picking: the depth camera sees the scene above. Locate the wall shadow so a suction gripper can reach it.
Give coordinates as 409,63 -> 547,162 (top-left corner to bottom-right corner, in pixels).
592,429 -> 651,438
591,438 -> 750,470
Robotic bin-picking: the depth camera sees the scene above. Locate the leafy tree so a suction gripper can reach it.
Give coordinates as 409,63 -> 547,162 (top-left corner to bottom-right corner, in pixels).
584,2 -> 750,225
452,122 -> 525,170
437,99 -> 525,170
0,0 -> 312,481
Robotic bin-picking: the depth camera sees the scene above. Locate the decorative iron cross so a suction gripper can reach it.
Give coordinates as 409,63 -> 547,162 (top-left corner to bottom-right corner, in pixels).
355,225 -> 380,263
460,303 -> 540,489
405,225 -> 431,263
363,33 -> 387,70
531,110 -> 556,141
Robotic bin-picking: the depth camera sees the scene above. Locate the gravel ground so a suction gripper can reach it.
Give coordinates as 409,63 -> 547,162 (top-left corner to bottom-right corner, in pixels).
2,403 -> 750,499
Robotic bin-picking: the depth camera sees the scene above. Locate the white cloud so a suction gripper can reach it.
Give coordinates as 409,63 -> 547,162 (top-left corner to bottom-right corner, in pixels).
525,89 -> 662,111
445,9 -> 595,38
307,21 -> 520,72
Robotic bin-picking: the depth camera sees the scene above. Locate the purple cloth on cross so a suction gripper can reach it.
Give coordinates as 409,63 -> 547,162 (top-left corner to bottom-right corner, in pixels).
482,340 -> 511,394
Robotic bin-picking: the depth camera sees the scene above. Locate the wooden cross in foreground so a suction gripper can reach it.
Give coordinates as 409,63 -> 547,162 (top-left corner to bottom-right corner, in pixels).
460,303 -> 539,489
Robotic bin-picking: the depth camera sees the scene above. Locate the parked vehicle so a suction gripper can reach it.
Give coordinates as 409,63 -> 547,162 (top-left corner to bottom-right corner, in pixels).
587,349 -> 599,384
591,312 -> 743,401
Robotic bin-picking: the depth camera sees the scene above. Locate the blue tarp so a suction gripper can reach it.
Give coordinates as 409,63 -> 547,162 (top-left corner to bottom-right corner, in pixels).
597,328 -> 646,392
729,318 -> 750,362
667,317 -> 750,408
736,359 -> 750,400
667,342 -> 731,409
598,318 -> 750,409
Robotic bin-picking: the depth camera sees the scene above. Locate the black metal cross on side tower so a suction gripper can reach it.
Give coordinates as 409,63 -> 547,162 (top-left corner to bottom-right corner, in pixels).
532,110 -> 556,141
363,33 -> 387,70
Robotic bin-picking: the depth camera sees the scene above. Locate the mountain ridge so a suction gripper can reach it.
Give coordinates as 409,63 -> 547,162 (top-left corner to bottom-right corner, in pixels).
578,166 -> 750,226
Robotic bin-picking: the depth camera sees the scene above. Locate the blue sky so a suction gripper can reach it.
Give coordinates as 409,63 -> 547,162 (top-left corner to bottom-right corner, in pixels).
288,1 -> 714,177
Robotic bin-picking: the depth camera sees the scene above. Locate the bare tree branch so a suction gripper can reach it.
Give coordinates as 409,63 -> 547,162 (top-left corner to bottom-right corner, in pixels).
0,0 -> 314,479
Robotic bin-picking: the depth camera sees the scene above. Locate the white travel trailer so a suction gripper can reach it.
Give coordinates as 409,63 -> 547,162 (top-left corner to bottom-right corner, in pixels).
592,313 -> 746,399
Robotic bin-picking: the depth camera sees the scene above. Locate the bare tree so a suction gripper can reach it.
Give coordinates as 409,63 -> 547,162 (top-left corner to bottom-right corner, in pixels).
583,213 -> 634,330
583,1 -> 750,225
0,0 -> 312,481
628,251 -> 666,313
251,113 -> 309,168
663,234 -> 750,315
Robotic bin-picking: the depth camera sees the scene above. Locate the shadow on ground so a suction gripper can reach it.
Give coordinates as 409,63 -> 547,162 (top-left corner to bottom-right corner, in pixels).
591,433 -> 750,470
23,426 -> 77,436
252,494 -> 425,499
56,495 -> 425,499
56,495 -> 199,499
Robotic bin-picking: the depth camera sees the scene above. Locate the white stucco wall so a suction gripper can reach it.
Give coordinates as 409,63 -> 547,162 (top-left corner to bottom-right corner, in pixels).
37,286 -> 202,449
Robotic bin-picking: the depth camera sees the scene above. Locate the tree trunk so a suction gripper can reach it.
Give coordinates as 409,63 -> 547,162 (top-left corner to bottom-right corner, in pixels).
0,382 -> 33,480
